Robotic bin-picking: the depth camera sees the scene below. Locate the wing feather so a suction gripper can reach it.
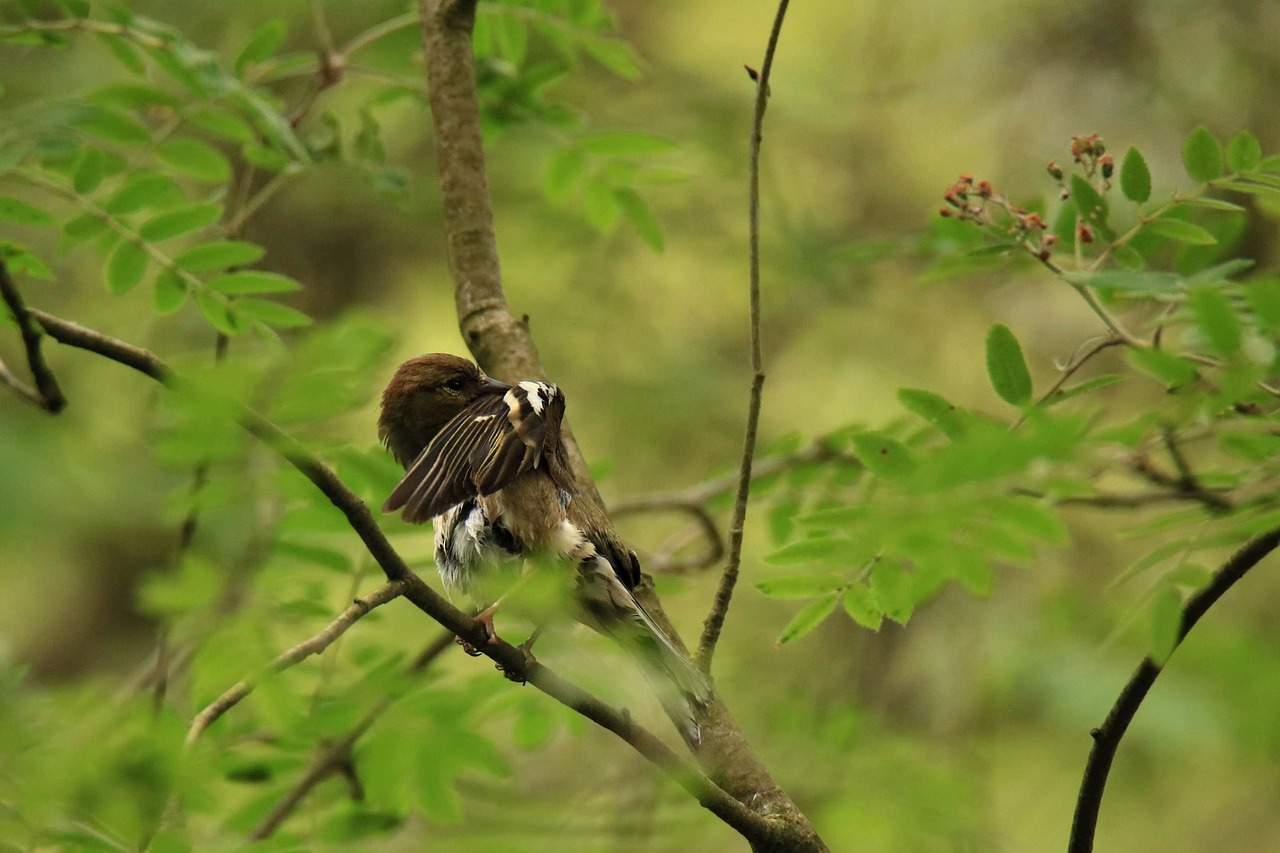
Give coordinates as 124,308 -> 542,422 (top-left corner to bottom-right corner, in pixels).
384,382 -> 565,523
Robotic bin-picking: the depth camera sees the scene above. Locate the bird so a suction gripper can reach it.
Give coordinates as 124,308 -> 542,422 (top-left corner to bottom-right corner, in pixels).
377,353 -> 710,743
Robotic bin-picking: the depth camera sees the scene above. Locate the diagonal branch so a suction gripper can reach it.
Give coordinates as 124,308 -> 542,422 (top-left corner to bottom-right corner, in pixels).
0,259 -> 64,413
186,579 -> 408,745
28,308 -> 781,848
695,0 -> 790,673
1068,525 -> 1280,853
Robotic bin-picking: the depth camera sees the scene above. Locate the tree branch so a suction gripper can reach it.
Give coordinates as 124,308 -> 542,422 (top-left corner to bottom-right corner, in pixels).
695,0 -> 790,673
249,629 -> 457,840
29,308 -> 787,848
0,259 -> 64,413
186,579 -> 408,746
1068,525 -> 1280,853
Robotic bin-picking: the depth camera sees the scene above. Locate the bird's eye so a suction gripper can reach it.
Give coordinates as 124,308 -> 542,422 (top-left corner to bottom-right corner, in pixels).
444,378 -> 466,392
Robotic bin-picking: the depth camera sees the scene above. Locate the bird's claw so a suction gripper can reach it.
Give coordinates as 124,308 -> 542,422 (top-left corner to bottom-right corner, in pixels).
454,635 -> 483,657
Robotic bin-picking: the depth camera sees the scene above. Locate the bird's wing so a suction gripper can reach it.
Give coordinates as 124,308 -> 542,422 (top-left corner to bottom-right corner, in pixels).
384,382 -> 564,523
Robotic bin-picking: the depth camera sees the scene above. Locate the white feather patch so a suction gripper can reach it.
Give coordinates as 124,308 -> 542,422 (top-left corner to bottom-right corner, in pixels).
518,380 -> 545,414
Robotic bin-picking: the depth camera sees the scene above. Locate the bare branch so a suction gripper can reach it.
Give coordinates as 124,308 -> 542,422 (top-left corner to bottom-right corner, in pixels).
1068,525 -> 1280,852
0,259 -> 64,412
695,0 -> 791,673
186,580 -> 408,746
612,497 -> 725,574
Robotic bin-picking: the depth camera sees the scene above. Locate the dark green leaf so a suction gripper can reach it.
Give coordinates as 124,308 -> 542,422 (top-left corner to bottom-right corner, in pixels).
188,109 -> 256,143
842,584 -> 882,631
1181,196 -> 1246,213
614,188 -> 663,251
156,138 -> 231,183
88,83 -> 180,110
174,240 -> 265,272
0,195 -> 55,227
1045,374 -> 1126,406
0,242 -> 53,280
1067,270 -> 1179,296
75,106 -> 150,145
1070,175 -> 1106,224
72,147 -> 106,193
776,593 -> 839,646
139,203 -> 222,241
850,432 -> 916,479
1120,146 -> 1151,203
152,269 -> 187,314
986,324 -> 1032,405
1219,432 -> 1280,462
1182,125 -> 1223,183
897,388 -> 969,438
1127,348 -> 1198,389
1246,278 -> 1280,331
97,32 -> 146,74
234,19 -> 287,77
242,142 -> 291,171
1145,217 -> 1217,246
1187,286 -> 1242,355
206,271 -> 300,295
63,213 -> 108,241
105,240 -> 148,293
235,298 -> 311,327
1226,130 -> 1262,173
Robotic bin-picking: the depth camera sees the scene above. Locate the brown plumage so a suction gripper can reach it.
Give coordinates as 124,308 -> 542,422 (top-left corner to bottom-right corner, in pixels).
378,353 -> 709,743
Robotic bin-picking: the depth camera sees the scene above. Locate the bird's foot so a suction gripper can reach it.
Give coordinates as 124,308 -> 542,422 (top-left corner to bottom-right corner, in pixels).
454,635 -> 483,657
494,632 -> 540,684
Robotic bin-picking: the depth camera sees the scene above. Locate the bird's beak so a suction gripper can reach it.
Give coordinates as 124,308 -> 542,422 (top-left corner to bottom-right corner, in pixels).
482,375 -> 512,394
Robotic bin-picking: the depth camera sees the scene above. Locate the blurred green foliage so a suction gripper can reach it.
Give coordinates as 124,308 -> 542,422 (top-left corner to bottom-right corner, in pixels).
3,1 -> 1280,852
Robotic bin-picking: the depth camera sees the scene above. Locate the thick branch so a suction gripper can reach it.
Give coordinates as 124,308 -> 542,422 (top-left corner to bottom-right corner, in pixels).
0,260 -> 64,412
30,309 -> 783,847
1068,525 -> 1280,852
186,579 -> 407,745
696,0 -> 790,672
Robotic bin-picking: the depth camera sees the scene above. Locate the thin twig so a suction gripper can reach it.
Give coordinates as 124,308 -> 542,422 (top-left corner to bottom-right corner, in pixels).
0,259 -> 64,413
249,629 -> 457,840
612,497 -> 725,573
1068,525 -> 1280,852
695,0 -> 790,673
1012,335 -> 1124,429
186,580 -> 407,745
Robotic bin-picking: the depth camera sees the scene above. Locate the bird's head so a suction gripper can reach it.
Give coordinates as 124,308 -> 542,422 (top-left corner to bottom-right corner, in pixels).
378,353 -> 510,467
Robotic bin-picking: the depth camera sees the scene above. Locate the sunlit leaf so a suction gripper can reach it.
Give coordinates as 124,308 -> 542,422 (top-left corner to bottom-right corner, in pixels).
897,388 -> 970,438
756,574 -> 845,599
175,240 -> 265,272
105,239 -> 148,293
235,298 -> 311,327
1127,348 -> 1198,389
139,203 -> 222,241
776,593 -> 839,646
614,187 -> 663,251
0,195 -> 55,227
850,432 -> 916,479
1226,130 -> 1262,174
152,269 -> 188,314
1187,286 -> 1242,355
206,271 -> 300,295
842,583 -> 882,630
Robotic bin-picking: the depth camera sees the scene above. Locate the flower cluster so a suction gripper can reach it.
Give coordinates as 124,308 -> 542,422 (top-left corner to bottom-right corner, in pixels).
940,174 -> 1057,261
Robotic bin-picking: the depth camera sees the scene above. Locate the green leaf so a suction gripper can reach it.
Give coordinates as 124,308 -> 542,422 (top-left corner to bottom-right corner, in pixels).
206,271 -> 300,295
841,584 -> 882,630
1226,130 -> 1262,173
235,298 -> 311,328
1120,146 -> 1151,203
579,132 -> 676,157
897,388 -> 969,438
870,559 -> 914,624
73,147 -> 106,193
582,179 -> 619,231
97,32 -> 146,74
156,138 -> 231,183
75,106 -> 150,145
1219,432 -> 1280,462
194,290 -> 241,335
614,188 -> 663,251
139,203 -> 222,241
1180,196 -> 1246,213
175,240 -> 265,272
241,142 -> 291,172
543,147 -> 584,203
1145,217 -> 1217,245
235,19 -> 287,77
1149,586 -> 1183,665
581,38 -> 642,80
776,593 -> 839,646
986,324 -> 1032,405
1127,348 -> 1198,389
188,109 -> 256,143
152,269 -> 188,314
1045,374 -> 1126,406
1246,278 -> 1280,331
1187,286 -> 1242,355
0,242 -> 53,280
850,432 -> 916,479
105,172 -> 180,215
756,574 -> 845,599
63,213 -> 108,242
767,535 -> 868,566
1070,175 -> 1106,224
1182,125 -> 1224,183
0,195 -> 55,227
105,240 -> 148,294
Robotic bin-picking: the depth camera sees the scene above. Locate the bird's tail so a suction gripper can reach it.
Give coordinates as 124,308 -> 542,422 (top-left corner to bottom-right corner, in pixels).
614,599 -> 712,748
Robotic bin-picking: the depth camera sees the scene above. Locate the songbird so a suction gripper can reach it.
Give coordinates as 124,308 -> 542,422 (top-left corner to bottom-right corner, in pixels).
378,353 -> 710,742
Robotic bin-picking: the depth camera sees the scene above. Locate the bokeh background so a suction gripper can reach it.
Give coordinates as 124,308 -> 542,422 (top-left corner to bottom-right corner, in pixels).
3,1 -> 1280,850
